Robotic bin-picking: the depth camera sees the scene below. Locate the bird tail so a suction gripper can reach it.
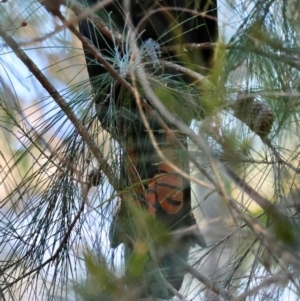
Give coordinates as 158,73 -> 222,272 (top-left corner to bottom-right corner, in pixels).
109,122 -> 206,299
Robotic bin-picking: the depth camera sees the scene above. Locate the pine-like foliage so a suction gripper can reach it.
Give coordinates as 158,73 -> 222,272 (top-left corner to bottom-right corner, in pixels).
1,0 -> 300,301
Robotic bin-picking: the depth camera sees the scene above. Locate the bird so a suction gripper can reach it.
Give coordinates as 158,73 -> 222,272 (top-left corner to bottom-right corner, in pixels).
79,0 -> 218,299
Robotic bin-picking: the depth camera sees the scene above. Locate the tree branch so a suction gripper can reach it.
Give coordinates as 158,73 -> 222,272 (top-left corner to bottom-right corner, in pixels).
0,25 -> 119,190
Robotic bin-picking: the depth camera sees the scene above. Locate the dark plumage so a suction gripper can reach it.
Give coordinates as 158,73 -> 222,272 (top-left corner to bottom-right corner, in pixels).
79,0 -> 218,299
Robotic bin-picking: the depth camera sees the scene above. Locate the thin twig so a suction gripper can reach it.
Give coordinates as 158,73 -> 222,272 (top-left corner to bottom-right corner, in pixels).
236,272 -> 290,301
161,42 -> 230,52
135,6 -> 218,38
3,173 -> 93,290
0,25 -> 118,190
55,11 -> 135,99
176,255 -> 236,301
263,137 -> 300,173
160,59 -> 209,83
38,0 -> 122,45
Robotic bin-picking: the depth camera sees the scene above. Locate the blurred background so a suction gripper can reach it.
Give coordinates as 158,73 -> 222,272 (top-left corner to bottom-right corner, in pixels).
1,0 -> 300,300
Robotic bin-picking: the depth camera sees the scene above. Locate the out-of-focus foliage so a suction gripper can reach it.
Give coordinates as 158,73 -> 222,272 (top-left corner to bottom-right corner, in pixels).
1,0 -> 300,301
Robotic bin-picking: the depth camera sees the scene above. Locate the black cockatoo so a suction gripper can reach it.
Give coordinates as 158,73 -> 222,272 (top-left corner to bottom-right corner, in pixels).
79,0 -> 218,299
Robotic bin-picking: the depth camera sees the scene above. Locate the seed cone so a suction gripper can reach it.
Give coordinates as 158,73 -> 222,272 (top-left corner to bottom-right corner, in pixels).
234,96 -> 274,138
